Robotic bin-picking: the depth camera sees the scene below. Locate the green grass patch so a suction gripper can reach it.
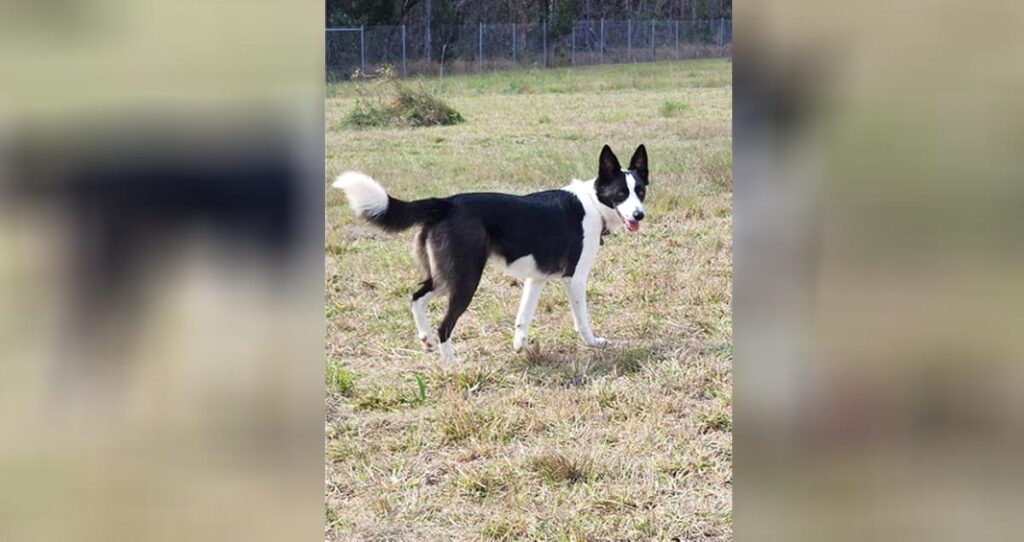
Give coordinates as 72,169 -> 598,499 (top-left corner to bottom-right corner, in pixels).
614,346 -> 655,375
659,100 -> 690,117
352,373 -> 431,411
699,407 -> 733,433
325,359 -> 356,397
437,365 -> 505,395
438,400 -> 531,444
482,516 -> 530,541
529,451 -> 596,485
456,463 -> 514,501
696,145 -> 733,192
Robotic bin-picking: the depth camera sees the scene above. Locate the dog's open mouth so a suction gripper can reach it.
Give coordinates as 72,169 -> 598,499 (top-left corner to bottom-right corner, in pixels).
617,209 -> 640,232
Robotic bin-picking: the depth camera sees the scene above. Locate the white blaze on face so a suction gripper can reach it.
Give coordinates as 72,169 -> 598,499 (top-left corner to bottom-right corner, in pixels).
616,172 -> 645,232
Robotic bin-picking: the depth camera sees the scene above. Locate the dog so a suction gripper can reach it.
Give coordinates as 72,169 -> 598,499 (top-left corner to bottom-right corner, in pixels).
333,144 -> 648,362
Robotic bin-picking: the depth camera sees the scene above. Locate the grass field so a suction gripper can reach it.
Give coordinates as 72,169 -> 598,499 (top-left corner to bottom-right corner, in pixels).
326,59 -> 732,541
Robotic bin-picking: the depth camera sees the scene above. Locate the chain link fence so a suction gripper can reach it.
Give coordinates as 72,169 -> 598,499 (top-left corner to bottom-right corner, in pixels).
327,19 -> 731,81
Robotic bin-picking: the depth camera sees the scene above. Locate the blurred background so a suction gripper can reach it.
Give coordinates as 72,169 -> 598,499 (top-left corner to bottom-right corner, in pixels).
735,0 -> 1024,540
0,1 -> 324,541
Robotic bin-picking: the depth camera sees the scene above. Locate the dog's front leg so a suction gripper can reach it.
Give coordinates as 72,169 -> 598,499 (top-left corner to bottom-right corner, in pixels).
513,278 -> 545,352
563,276 -> 608,347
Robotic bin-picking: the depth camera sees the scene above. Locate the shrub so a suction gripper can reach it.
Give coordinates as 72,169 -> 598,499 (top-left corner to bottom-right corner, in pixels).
346,65 -> 464,128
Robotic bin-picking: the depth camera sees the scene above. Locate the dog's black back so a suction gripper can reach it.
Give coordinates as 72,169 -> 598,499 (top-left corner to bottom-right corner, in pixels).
447,190 -> 585,277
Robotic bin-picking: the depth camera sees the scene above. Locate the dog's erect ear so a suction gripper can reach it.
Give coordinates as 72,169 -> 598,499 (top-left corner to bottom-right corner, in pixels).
629,144 -> 649,184
598,144 -> 621,182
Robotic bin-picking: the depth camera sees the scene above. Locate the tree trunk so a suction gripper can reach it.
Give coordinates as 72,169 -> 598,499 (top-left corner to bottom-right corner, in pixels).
424,0 -> 432,62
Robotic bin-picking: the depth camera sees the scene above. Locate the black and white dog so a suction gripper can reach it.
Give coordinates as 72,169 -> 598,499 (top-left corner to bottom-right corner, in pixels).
333,144 -> 648,362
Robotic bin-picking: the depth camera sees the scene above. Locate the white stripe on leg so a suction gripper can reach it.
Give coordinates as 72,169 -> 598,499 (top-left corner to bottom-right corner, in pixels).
513,278 -> 545,352
411,291 -> 435,349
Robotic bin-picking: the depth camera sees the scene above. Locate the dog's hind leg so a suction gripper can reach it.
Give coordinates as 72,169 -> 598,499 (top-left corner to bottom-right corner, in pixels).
513,278 -> 545,352
411,278 -> 435,351
437,271 -> 482,362
410,228 -> 437,350
428,222 -> 487,362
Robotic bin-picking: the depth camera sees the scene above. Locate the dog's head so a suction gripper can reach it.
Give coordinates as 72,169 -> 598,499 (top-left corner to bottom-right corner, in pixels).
595,144 -> 648,232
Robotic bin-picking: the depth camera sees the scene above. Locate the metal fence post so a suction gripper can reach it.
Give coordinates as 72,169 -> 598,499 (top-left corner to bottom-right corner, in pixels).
542,21 -> 547,68
675,19 -> 680,59
571,23 -> 575,66
360,25 -> 366,74
325,18 -> 732,80
627,19 -> 632,62
651,19 -> 656,60
686,20 -> 691,59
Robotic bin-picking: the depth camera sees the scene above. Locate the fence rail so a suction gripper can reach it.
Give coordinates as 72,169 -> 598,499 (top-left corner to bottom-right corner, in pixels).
327,19 -> 732,81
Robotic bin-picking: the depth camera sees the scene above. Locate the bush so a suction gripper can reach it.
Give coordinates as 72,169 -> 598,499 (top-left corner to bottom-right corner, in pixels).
346,65 -> 464,128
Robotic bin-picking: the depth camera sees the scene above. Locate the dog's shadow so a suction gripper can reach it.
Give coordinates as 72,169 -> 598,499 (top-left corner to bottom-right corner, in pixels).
513,341 -> 662,387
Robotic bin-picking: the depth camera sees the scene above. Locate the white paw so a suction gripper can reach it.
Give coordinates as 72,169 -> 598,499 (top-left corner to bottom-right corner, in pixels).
439,341 -> 459,363
586,337 -> 609,348
418,333 -> 436,352
513,333 -> 528,353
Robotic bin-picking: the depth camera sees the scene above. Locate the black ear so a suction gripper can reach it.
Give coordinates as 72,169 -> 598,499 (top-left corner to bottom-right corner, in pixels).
629,144 -> 648,184
598,144 -> 621,182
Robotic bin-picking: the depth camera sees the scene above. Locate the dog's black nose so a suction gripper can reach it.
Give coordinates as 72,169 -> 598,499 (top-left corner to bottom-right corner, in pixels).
633,210 -> 645,221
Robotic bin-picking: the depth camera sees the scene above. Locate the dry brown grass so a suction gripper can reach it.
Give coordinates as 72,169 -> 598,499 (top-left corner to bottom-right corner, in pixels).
326,59 -> 731,540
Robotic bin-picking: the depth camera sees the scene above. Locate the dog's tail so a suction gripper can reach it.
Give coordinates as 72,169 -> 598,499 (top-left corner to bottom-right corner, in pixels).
332,171 -> 448,232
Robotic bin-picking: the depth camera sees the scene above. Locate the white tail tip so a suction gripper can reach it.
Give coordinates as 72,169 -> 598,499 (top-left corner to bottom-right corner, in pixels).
333,171 -> 388,217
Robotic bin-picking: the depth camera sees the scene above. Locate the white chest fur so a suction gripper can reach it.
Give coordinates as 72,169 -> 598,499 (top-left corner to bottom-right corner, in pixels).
562,179 -> 610,279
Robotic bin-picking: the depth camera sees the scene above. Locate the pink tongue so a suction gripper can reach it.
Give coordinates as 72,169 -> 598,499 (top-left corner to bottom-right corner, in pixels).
625,220 -> 640,232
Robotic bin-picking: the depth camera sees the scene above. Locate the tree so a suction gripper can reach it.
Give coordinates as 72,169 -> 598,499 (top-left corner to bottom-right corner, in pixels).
424,0 -> 432,61
327,0 -> 731,29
